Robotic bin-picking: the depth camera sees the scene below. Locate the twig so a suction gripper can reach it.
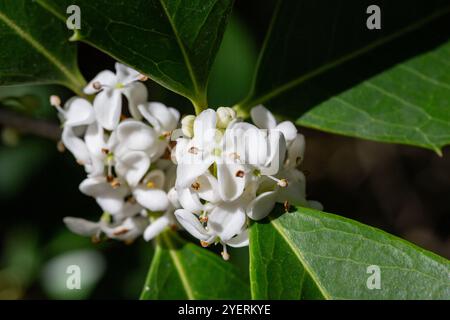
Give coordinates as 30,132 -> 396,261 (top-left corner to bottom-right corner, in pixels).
0,108 -> 61,141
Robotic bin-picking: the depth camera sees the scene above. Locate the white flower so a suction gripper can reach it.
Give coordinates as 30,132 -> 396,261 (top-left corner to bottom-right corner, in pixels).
84,63 -> 148,130
52,97 -> 95,165
64,215 -> 148,242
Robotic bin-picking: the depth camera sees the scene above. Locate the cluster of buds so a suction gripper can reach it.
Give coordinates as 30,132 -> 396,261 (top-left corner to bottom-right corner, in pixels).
55,62 -> 321,259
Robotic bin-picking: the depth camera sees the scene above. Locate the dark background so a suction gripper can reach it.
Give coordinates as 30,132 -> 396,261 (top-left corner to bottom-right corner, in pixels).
0,0 -> 449,299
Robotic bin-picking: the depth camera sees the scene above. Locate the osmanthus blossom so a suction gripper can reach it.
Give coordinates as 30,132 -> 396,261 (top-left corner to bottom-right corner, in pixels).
172,106 -> 320,259
84,62 -> 149,130
56,63 -> 181,243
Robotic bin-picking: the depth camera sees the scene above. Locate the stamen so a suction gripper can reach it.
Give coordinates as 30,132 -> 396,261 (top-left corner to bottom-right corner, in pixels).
267,175 -> 289,187
92,81 -> 102,90
284,200 -> 291,212
199,214 -> 208,223
200,240 -> 210,248
138,74 -> 149,81
76,159 -> 85,166
235,170 -> 245,178
221,244 -> 230,261
57,141 -> 65,153
50,95 -> 65,115
110,179 -> 121,189
191,181 -> 200,190
101,148 -> 110,154
112,227 -> 129,236
188,146 -> 199,154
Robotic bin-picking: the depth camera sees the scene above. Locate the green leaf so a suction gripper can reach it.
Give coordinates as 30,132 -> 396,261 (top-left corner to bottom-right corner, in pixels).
298,40 -> 450,155
140,231 -> 250,300
0,0 -> 85,95
250,206 -> 450,299
235,0 -> 450,149
39,0 -> 234,110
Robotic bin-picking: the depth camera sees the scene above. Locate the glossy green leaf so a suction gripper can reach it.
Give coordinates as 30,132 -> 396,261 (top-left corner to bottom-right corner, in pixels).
250,206 -> 450,299
0,0 -> 85,95
140,231 -> 250,300
236,0 -> 450,151
39,0 -> 234,109
298,41 -> 450,155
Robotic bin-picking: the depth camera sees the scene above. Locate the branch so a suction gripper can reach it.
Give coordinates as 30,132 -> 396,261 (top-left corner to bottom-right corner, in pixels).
0,108 -> 61,141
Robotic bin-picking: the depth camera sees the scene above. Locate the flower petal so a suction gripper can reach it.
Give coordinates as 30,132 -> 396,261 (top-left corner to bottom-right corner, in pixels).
62,126 -> 91,165
85,122 -> 106,159
115,62 -> 140,84
123,82 -> 147,120
63,217 -> 100,236
94,89 -> 122,130
115,151 -> 150,187
174,209 -> 210,241
143,214 -> 171,241
177,187 -> 203,214
208,204 -> 246,241
84,70 -> 116,95
250,105 -> 276,129
217,163 -> 246,202
227,229 -> 249,248
116,119 -> 157,151
193,109 -> 216,141
276,121 -> 297,142
138,102 -> 180,132
246,190 -> 277,220
64,97 -> 95,127
133,187 -> 169,212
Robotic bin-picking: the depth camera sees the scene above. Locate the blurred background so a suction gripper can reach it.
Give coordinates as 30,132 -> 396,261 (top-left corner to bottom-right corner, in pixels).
0,1 -> 449,299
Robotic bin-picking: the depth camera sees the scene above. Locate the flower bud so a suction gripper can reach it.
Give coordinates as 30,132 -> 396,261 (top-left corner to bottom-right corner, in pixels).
181,115 -> 195,138
216,107 -> 236,129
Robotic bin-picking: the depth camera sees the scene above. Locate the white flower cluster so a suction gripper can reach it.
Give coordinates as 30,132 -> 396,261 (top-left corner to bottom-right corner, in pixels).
173,106 -> 322,260
55,63 -> 180,243
55,62 -> 321,259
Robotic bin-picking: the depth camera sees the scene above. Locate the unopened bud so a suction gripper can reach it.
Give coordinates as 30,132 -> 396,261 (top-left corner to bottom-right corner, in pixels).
216,107 -> 236,129
181,115 -> 195,138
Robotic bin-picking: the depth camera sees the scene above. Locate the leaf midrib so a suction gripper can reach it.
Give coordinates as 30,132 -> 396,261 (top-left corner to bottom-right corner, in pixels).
238,4 -> 450,110
162,232 -> 196,300
0,9 -> 84,93
159,0 -> 203,101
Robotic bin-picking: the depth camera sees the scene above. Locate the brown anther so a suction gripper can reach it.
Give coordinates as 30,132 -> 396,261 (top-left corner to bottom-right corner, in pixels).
170,224 -> 178,231
91,235 -> 101,244
106,175 -> 114,183
191,182 -> 200,191
57,141 -> 65,153
76,159 -> 85,166
112,227 -> 129,236
138,75 -> 149,81
278,179 -> 288,188
200,240 -> 210,248
120,114 -> 128,121
125,195 -> 136,204
110,179 -> 121,189
284,200 -> 291,212
188,146 -> 199,154
199,215 -> 208,223
235,170 -> 245,178
101,148 -> 110,154
162,131 -> 171,138
92,81 -> 102,90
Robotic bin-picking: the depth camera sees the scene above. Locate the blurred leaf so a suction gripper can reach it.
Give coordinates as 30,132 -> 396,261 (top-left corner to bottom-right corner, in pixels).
0,139 -> 52,199
236,1 -> 450,150
140,231 -> 250,299
208,16 -> 257,107
0,0 -> 85,94
298,41 -> 450,155
39,0 -> 234,109
41,249 -> 105,299
250,206 -> 450,299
